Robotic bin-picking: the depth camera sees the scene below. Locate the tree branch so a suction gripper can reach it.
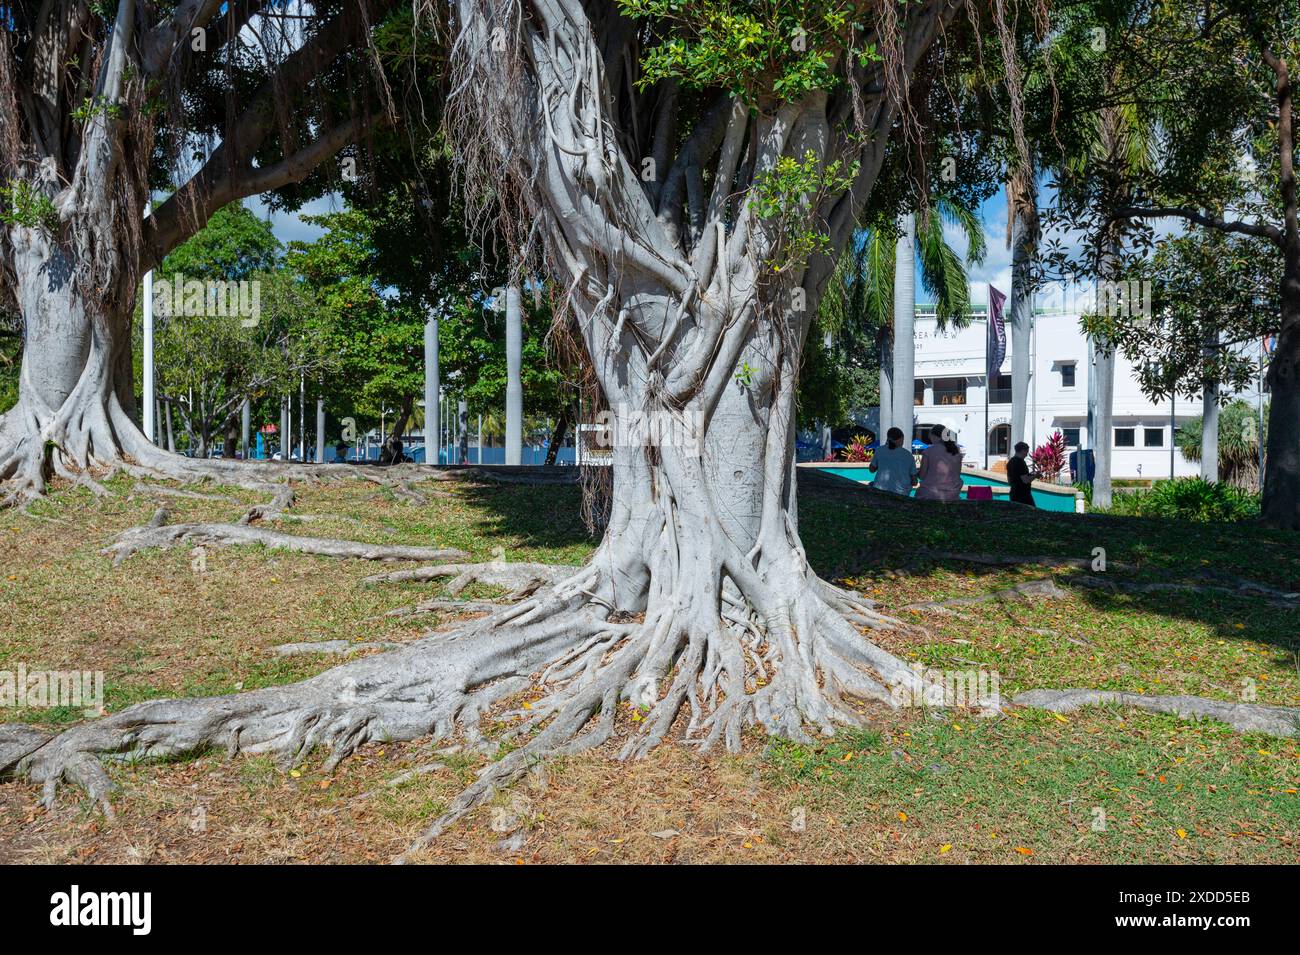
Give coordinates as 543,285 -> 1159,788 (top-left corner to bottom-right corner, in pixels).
141,3 -> 395,267
1110,205 -> 1283,246
142,0 -> 229,76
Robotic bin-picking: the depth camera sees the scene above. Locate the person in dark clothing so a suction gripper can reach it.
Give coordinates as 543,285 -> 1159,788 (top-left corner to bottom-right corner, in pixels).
1006,441 -> 1037,506
334,440 -> 350,463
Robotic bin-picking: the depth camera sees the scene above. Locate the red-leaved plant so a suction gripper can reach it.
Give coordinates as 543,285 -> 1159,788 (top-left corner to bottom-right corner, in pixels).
843,434 -> 873,463
1032,431 -> 1067,482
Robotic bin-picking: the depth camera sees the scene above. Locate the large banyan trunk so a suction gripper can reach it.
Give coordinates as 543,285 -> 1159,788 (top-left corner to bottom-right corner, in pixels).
0,223 -> 326,499
1,0 -> 966,854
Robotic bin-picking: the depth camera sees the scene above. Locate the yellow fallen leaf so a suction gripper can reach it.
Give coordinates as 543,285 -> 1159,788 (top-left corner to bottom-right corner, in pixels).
939,844 -> 952,854
1176,829 -> 1187,839
289,770 -> 302,778
1014,846 -> 1034,856
1052,712 -> 1069,724
840,752 -> 854,762
898,811 -> 908,822
1258,750 -> 1274,757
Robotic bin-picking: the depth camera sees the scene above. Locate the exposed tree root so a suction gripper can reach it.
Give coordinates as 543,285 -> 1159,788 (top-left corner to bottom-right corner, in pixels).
362,562 -> 582,596
1013,689 -> 1300,737
385,599 -> 506,618
132,482 -> 239,503
273,640 -> 403,657
1068,574 -> 1300,607
3,550 -> 1296,860
920,549 -> 1114,570
0,554 -> 936,857
103,506 -> 470,566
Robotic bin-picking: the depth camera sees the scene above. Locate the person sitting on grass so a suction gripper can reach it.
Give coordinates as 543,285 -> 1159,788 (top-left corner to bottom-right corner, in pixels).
1006,440 -> 1038,507
916,425 -> 963,502
869,426 -> 918,496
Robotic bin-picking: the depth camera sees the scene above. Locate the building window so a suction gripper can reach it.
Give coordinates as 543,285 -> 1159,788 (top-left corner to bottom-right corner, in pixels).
1144,427 -> 1164,448
1060,363 -> 1076,388
1114,428 -> 1135,447
1061,428 -> 1081,447
914,379 -> 925,406
989,424 -> 1010,456
933,377 -> 967,405
989,373 -> 1012,403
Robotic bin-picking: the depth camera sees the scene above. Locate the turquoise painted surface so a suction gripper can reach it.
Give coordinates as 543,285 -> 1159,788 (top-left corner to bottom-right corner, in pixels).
819,467 -> 1078,512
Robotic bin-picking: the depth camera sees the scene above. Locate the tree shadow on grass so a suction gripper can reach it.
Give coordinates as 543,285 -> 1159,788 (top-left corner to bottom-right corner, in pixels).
797,468 -> 1300,663
448,476 -> 591,554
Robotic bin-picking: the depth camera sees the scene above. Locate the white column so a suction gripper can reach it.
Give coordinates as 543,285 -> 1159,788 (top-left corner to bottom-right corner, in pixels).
505,284 -> 523,465
142,207 -> 155,443
458,398 -> 469,463
298,375 -> 305,461
891,214 -> 917,438
424,316 -> 440,465
241,399 -> 250,459
315,398 -> 325,463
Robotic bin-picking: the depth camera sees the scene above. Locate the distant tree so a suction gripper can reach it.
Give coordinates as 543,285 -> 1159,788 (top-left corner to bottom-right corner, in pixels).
147,265 -> 338,457
1177,399 -> 1269,491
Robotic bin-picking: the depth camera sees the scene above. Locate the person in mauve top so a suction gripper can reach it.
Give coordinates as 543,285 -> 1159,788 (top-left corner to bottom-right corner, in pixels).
1005,441 -> 1038,506
915,425 -> 964,502
869,427 -> 918,496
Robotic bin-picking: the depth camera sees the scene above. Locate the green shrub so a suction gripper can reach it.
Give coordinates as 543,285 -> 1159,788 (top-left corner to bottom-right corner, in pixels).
1101,477 -> 1260,523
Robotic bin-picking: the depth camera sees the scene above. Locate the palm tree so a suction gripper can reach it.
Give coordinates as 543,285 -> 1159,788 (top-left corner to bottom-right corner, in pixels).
1176,399 -> 1266,490
1073,100 -> 1152,509
864,199 -> 987,443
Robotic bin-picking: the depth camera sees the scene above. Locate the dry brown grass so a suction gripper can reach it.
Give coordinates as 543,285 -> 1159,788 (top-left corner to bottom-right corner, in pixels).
1,473 -> 1296,864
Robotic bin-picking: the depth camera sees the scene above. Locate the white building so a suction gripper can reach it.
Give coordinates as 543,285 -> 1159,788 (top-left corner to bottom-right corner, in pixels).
905,307 -> 1200,480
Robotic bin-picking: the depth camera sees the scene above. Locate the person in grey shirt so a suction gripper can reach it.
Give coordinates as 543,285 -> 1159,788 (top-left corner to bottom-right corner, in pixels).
870,427 -> 918,496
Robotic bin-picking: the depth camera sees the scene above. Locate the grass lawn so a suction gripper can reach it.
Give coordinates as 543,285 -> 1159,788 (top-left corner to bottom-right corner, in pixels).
0,469 -> 1296,864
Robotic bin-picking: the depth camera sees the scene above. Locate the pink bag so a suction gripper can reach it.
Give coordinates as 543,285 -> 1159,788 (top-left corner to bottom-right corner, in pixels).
965,485 -> 993,501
